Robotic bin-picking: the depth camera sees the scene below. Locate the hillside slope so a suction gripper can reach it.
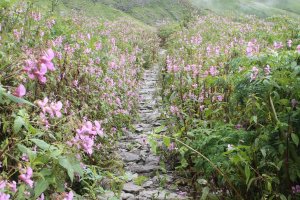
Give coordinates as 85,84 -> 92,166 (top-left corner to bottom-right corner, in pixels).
191,0 -> 300,18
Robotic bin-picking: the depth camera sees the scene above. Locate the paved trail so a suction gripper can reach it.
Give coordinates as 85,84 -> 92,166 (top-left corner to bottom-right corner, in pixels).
118,50 -> 189,200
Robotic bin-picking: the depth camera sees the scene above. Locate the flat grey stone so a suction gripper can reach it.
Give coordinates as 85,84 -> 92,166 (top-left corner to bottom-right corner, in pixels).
123,182 -> 143,193
126,164 -> 159,173
121,192 -> 135,199
120,152 -> 140,162
142,180 -> 153,188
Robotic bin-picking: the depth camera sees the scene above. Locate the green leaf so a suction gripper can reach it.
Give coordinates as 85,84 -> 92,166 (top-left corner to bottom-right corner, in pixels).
34,179 -> 49,198
247,178 -> 256,191
252,116 -> 257,124
245,165 -> 251,184
291,133 -> 299,146
58,157 -> 74,182
13,116 -> 25,133
30,139 -> 56,150
200,186 -> 210,200
3,92 -> 35,106
279,194 -> 287,200
17,144 -> 36,161
163,136 -> 170,147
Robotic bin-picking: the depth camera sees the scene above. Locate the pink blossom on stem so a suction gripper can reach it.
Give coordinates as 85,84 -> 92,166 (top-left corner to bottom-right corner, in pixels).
18,167 -> 34,188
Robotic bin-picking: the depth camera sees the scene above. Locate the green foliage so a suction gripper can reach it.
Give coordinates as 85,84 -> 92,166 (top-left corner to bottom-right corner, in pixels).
159,14 -> 300,199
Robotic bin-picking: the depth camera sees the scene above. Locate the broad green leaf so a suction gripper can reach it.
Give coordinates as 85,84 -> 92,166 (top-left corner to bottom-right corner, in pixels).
30,139 -> 56,150
34,179 -> 49,198
13,116 -> 25,133
291,133 -> 299,146
58,157 -> 74,182
200,186 -> 210,200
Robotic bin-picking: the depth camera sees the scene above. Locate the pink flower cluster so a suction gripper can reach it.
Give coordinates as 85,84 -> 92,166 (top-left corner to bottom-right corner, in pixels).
37,98 -> 63,118
70,121 -> 104,155
273,41 -> 283,49
18,167 -> 34,188
246,40 -> 259,56
23,49 -> 55,84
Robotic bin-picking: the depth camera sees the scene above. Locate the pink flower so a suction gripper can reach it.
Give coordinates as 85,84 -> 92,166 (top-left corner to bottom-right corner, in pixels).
50,101 -> 62,118
7,181 -> 17,192
40,49 -> 55,71
287,40 -> 292,48
297,45 -> 300,53
250,66 -> 259,81
14,84 -> 26,97
0,181 -> 6,189
63,191 -> 73,200
37,193 -> 44,200
274,41 -> 283,49
0,192 -> 10,200
19,167 -> 34,188
264,65 -> 271,75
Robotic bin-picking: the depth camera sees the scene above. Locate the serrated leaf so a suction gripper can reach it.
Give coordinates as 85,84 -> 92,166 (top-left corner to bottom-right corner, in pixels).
13,116 -> 24,133
291,133 -> 299,146
34,179 -> 49,198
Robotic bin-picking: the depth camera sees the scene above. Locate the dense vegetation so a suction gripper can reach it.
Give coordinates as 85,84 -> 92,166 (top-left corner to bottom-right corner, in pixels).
1,0 -> 300,199
156,14 -> 300,199
0,1 -> 158,199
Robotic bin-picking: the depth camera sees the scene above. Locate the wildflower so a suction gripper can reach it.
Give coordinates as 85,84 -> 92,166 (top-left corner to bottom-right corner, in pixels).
37,193 -> 44,200
235,124 -> 242,129
63,191 -> 73,200
14,84 -> 26,97
40,49 -> 55,71
209,66 -> 219,76
287,40 -> 292,48
227,144 -> 234,151
0,181 -> 6,189
216,95 -> 223,102
292,185 -> 300,194
0,192 -> 10,200
274,41 -> 283,49
250,66 -> 259,81
264,65 -> 271,75
297,45 -> 300,53
168,142 -> 176,151
291,99 -> 298,108
7,181 -> 17,192
71,121 -> 104,155
18,167 -> 34,188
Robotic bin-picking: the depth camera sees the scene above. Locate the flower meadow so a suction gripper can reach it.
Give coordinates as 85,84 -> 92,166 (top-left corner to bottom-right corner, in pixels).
156,14 -> 300,199
0,1 -> 159,199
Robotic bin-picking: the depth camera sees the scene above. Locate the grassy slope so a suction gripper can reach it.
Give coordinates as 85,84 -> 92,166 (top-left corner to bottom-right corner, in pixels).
191,0 -> 300,18
95,0 -> 192,25
34,0 -> 153,30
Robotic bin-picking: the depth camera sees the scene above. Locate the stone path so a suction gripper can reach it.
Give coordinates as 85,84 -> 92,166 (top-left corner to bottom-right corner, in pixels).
117,50 -> 189,200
